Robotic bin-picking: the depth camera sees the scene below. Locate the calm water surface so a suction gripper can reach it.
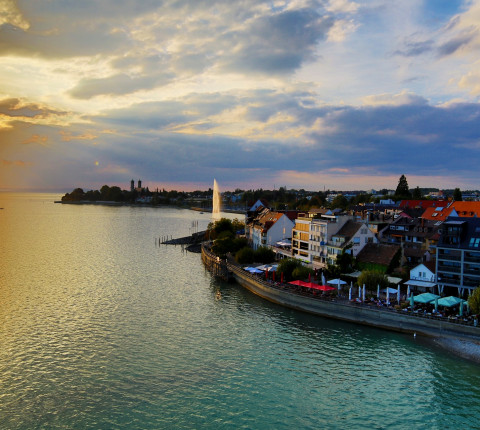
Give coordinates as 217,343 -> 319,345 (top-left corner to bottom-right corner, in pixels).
1,193 -> 480,429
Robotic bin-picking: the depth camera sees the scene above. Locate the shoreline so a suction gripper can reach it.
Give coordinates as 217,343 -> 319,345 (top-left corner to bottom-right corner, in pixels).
201,245 -> 480,364
429,337 -> 480,363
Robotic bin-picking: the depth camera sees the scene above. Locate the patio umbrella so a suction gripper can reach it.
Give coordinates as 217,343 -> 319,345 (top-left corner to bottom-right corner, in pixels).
407,285 -> 410,297
377,284 -> 380,299
316,285 -> 335,291
397,286 -> 400,303
363,284 -> 366,302
328,279 -> 347,285
434,297 -> 438,311
437,296 -> 465,307
349,286 -> 352,300
386,288 -> 390,304
413,292 -> 440,304
358,285 -> 361,298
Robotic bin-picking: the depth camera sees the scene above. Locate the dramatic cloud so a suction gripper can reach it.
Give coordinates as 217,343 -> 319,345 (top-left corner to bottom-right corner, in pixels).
1,0 -> 480,192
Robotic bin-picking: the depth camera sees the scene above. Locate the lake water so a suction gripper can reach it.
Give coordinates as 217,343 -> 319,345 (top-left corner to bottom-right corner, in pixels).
1,193 -> 480,429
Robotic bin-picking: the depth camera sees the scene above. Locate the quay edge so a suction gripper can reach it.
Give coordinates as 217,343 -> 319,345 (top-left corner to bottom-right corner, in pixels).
201,244 -> 480,342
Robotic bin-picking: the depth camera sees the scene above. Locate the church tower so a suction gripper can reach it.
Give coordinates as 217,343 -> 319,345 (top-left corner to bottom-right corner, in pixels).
130,179 -> 134,192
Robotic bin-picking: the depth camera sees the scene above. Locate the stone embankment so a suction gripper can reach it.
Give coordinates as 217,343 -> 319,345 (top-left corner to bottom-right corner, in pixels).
201,244 -> 480,346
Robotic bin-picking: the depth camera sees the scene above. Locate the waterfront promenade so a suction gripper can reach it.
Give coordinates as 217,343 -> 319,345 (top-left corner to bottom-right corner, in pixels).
202,244 -> 480,343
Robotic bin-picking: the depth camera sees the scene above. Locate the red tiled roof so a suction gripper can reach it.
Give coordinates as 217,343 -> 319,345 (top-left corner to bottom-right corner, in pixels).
421,206 -> 456,221
450,201 -> 480,217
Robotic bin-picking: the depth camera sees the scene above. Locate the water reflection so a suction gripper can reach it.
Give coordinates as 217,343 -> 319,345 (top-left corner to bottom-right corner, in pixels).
1,193 -> 480,429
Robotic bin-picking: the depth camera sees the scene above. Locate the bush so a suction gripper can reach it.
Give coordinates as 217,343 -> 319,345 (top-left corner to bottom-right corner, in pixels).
357,270 -> 389,293
292,266 -> 314,280
236,247 -> 255,264
468,287 -> 480,314
277,258 -> 303,282
254,246 -> 276,264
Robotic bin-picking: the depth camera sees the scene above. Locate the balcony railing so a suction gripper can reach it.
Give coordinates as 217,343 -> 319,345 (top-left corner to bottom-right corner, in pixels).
437,265 -> 461,274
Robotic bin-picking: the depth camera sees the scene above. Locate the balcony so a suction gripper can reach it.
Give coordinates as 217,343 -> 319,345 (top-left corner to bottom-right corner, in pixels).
437,254 -> 461,262
437,264 -> 461,274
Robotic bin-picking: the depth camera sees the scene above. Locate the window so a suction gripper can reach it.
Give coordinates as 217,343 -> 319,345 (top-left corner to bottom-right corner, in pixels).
353,237 -> 360,244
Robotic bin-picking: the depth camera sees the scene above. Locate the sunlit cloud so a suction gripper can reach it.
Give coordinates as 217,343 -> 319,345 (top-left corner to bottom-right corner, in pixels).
0,0 -> 479,192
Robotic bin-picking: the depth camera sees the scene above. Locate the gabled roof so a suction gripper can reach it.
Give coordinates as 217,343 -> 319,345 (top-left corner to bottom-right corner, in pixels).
450,201 -> 480,217
356,243 -> 400,267
421,206 -> 456,221
332,220 -> 362,240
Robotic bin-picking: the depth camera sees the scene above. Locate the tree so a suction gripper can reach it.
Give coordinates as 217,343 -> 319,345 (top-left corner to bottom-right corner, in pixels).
453,188 -> 463,201
292,265 -> 314,280
330,194 -> 349,210
207,218 -> 235,240
395,174 -> 411,199
412,186 -> 422,199
254,246 -> 276,264
335,245 -> 356,273
277,258 -> 303,282
235,247 -> 255,264
357,270 -> 389,293
468,287 -> 480,314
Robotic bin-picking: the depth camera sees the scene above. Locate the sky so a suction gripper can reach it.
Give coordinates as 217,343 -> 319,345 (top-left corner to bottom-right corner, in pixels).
1,0 -> 480,193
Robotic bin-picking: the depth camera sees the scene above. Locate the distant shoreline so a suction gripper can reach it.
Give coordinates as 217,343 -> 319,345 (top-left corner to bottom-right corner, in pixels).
56,200 -> 246,214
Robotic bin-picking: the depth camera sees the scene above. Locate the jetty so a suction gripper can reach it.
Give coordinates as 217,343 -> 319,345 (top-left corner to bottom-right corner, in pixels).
160,230 -> 207,252
201,243 -> 480,342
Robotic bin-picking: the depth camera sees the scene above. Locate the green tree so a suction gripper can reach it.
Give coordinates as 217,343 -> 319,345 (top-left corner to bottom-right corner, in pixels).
254,246 -> 276,264
395,174 -> 411,199
235,247 -> 255,264
277,258 -> 303,282
330,194 -> 349,210
453,188 -> 463,201
468,287 -> 480,314
412,186 -> 422,199
357,270 -> 389,293
292,265 -> 314,280
207,218 -> 235,240
335,245 -> 356,273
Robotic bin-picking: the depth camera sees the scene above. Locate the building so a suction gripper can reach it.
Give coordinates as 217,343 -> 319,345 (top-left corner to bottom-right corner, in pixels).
326,220 -> 378,266
436,217 -> 480,297
291,212 -> 355,268
247,208 -> 295,251
405,262 -> 437,293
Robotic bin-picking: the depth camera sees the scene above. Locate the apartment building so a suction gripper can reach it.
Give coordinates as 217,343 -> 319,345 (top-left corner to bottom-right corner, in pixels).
436,217 -> 480,296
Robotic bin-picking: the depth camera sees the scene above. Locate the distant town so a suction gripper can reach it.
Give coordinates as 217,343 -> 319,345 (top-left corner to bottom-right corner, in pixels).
61,175 -> 480,211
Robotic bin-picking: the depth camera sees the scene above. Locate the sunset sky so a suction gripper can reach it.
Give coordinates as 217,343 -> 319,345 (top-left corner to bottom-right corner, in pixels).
1,0 -> 480,192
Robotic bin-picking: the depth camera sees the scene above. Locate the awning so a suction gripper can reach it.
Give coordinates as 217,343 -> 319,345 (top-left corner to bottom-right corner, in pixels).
405,279 -> 436,288
387,276 -> 403,285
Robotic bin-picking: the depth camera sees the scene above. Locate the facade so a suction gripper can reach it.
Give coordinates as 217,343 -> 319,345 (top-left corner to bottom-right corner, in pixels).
291,213 -> 354,268
405,263 -> 436,293
248,209 -> 295,251
381,216 -> 440,266
326,220 -> 378,266
436,217 -> 480,296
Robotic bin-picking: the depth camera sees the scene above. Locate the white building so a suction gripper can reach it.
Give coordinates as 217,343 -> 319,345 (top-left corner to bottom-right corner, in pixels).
405,263 -> 437,293
249,210 -> 295,251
